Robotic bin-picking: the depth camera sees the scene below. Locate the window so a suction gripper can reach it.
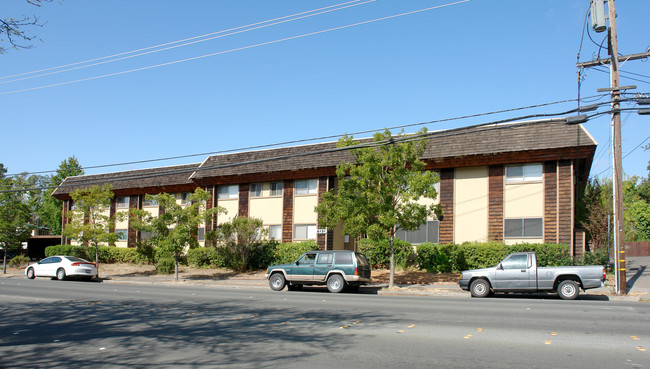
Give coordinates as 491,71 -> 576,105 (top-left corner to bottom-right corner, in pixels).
316,253 -> 332,264
395,221 -> 439,244
218,185 -> 238,200
181,192 -> 192,205
506,164 -> 543,183
504,218 -> 543,238
198,227 -> 205,241
294,224 -> 316,240
269,225 -> 282,240
116,229 -> 128,241
297,253 -> 316,265
295,179 -> 317,195
270,182 -> 283,197
116,196 -> 129,208
250,183 -> 262,198
143,197 -> 158,207
501,254 -> 529,269
140,231 -> 156,241
334,252 -> 353,265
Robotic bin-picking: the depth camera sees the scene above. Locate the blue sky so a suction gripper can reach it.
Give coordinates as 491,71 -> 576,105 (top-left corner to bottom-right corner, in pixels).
2,0 -> 649,180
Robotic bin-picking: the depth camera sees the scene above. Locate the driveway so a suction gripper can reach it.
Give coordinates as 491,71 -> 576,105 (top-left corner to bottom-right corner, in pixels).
627,256 -> 650,294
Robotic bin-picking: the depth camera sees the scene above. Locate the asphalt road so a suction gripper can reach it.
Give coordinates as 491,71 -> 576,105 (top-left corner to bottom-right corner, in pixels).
0,278 -> 648,369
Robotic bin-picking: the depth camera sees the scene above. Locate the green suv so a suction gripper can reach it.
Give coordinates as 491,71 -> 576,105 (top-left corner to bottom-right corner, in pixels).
265,250 -> 372,293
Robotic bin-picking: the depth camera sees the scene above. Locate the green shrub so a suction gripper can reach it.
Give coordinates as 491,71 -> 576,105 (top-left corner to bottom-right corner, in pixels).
45,245 -> 90,259
272,241 -> 318,265
414,242 -> 572,272
416,243 -> 465,273
187,247 -> 227,268
8,255 -> 30,268
250,242 -> 277,270
156,257 -> 176,274
577,248 -> 609,267
358,238 -> 415,269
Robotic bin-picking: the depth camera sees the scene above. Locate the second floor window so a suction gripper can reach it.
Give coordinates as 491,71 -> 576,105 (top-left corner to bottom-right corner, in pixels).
295,179 -> 317,195
116,196 -> 129,208
250,183 -> 262,198
218,185 -> 238,200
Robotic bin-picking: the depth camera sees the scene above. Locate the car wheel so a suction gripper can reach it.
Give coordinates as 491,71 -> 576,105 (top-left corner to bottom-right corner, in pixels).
470,279 -> 491,298
287,284 -> 303,291
56,268 -> 66,281
326,274 -> 345,293
269,273 -> 286,291
26,267 -> 35,279
557,280 -> 579,300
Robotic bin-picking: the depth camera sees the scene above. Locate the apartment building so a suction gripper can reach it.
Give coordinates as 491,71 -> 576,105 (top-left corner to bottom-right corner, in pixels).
52,118 -> 597,257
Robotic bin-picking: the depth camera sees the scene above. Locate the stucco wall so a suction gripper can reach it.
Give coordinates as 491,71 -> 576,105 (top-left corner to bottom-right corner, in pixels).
454,166 -> 488,243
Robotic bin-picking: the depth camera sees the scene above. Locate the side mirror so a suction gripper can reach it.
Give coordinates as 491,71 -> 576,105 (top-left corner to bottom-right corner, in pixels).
295,261 -> 300,266
497,263 -> 503,270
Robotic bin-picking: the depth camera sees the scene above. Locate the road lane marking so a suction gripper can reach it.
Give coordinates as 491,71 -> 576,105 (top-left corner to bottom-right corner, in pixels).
545,340 -> 552,345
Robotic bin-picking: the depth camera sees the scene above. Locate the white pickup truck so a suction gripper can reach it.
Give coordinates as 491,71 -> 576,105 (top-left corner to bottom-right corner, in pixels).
459,252 -> 606,300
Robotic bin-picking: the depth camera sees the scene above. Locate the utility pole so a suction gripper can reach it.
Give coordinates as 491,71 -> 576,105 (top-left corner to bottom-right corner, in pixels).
606,0 -> 626,295
576,0 -> 650,295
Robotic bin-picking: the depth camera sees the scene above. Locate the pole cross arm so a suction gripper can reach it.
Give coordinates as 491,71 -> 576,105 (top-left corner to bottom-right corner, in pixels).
576,51 -> 650,68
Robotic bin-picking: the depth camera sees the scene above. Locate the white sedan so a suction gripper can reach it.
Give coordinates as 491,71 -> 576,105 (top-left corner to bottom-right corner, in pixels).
25,255 -> 97,281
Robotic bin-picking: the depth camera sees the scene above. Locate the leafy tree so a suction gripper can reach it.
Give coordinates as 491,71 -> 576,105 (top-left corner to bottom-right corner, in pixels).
129,188 -> 223,280
61,184 -> 117,277
38,157 -> 84,234
215,216 -> 267,272
0,176 -> 33,273
580,178 -> 611,252
316,129 -> 441,288
1,0 -> 54,54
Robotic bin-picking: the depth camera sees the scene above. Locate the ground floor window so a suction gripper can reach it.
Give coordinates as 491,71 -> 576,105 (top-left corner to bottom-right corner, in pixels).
197,227 -> 205,241
269,225 -> 282,240
395,220 -> 439,244
294,224 -> 316,240
116,229 -> 127,241
504,218 -> 543,238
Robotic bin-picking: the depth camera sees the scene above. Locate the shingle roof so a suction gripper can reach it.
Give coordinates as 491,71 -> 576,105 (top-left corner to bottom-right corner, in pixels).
51,119 -> 597,196
52,163 -> 200,197
191,119 -> 596,179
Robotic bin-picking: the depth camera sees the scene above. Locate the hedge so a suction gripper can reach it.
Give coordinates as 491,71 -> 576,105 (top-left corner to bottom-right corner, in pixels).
185,241 -> 317,270
357,238 -> 416,269
44,245 -> 152,264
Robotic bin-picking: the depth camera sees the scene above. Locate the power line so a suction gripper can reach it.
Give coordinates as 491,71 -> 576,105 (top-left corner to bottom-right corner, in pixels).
5,94 -> 609,178
0,0 -> 375,84
0,0 -> 470,96
2,102 -> 612,193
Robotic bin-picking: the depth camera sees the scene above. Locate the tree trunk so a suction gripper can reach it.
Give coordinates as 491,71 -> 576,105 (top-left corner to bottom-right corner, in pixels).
3,251 -> 6,274
95,244 -> 100,279
389,234 -> 395,289
174,253 -> 179,281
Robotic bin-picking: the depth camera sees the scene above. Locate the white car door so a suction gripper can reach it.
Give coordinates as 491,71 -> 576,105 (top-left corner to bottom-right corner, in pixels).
35,257 -> 61,277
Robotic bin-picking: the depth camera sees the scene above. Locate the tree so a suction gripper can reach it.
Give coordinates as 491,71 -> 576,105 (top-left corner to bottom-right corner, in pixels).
316,129 -> 440,288
0,176 -> 33,273
1,0 -> 54,54
129,188 -> 223,280
215,216 -> 267,272
38,157 -> 84,234
580,178 -> 611,252
61,184 -> 117,278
